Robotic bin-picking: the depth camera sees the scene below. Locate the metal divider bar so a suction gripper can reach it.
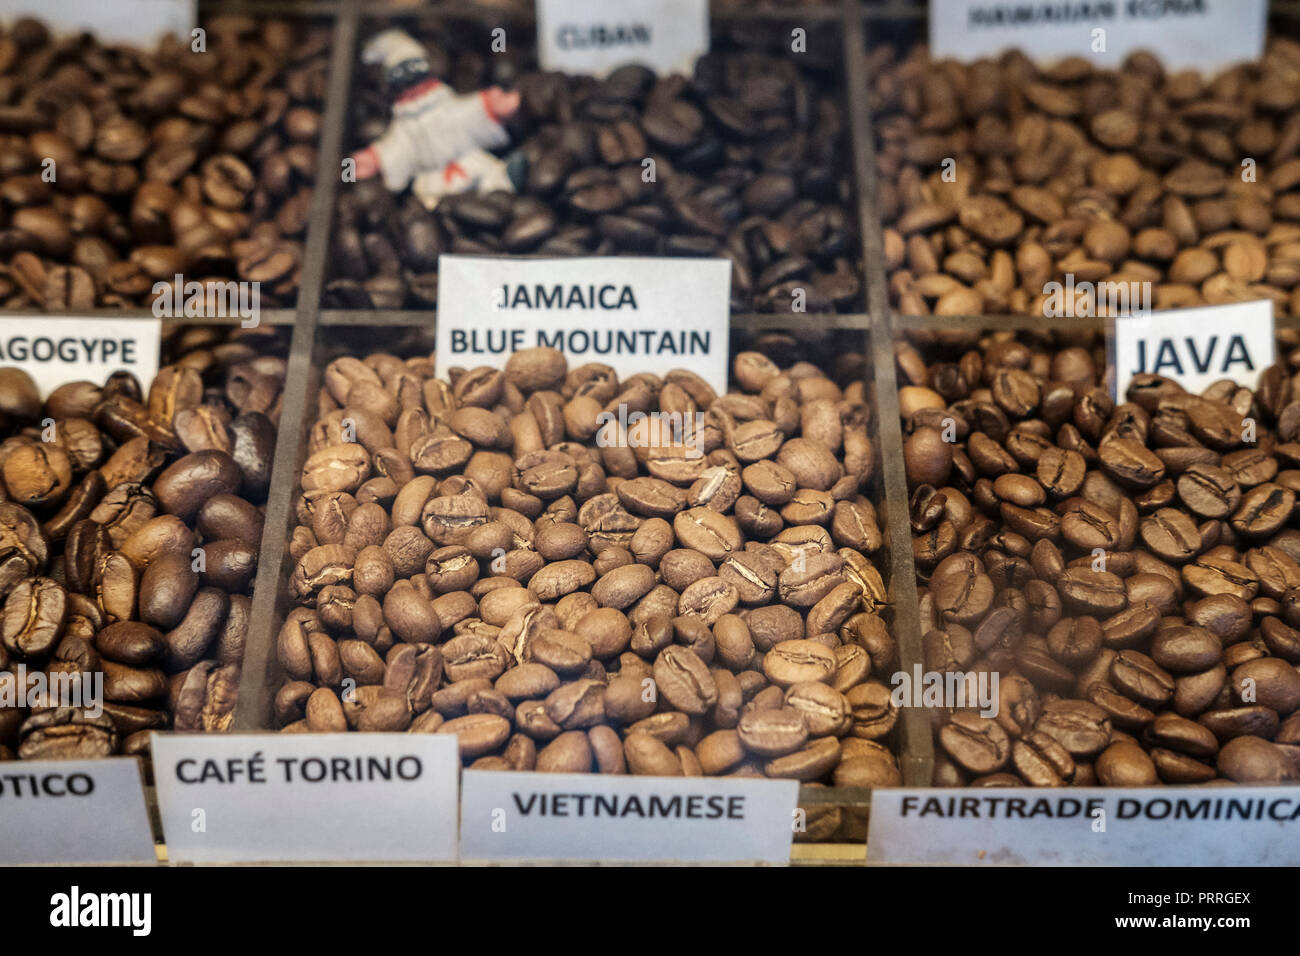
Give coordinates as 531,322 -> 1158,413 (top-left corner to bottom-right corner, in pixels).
234,0 -> 360,730
843,3 -> 933,787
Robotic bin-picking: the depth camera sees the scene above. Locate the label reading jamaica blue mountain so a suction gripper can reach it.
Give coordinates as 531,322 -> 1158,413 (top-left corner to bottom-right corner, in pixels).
435,255 -> 731,393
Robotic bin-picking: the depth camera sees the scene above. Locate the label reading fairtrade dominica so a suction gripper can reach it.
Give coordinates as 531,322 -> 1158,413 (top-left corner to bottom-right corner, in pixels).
150,734 -> 459,863
460,770 -> 798,862
0,758 -> 155,864
1109,300 -> 1274,402
868,787 -> 1300,865
3,0 -> 195,44
0,317 -> 162,398
436,255 -> 731,393
537,0 -> 709,78
931,0 -> 1266,71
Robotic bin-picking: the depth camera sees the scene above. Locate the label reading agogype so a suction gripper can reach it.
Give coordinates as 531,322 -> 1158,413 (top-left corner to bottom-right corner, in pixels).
151,734 -> 460,862
1110,300 -> 1275,402
0,758 -> 155,864
435,255 -> 731,394
0,316 -> 162,397
537,0 -> 709,78
868,787 -> 1300,865
930,0 -> 1267,71
459,770 -> 798,862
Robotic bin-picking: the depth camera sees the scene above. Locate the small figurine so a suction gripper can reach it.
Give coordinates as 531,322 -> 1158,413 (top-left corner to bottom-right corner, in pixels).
349,28 -> 521,208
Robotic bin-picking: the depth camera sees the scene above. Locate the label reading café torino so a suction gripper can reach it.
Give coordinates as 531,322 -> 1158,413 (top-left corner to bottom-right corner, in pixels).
537,0 -> 709,78
0,316 -> 162,398
1110,300 -> 1275,402
0,758 -> 155,864
930,0 -> 1267,71
151,733 -> 460,863
868,787 -> 1300,865
436,255 -> 732,393
459,770 -> 799,862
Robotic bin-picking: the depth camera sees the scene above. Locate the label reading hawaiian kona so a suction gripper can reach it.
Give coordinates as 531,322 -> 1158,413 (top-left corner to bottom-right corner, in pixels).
869,787 -> 1300,865
1110,300 -> 1274,402
436,255 -> 731,393
931,0 -> 1266,71
0,758 -> 155,864
2,0 -> 195,44
0,317 -> 162,398
460,770 -> 798,862
537,0 -> 709,77
151,734 -> 460,863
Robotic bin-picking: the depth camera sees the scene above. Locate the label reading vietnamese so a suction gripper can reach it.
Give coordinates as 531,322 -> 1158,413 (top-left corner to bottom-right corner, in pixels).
0,758 -> 155,864
0,316 -> 162,398
931,0 -> 1266,70
2,0 -> 196,44
868,787 -> 1300,865
1110,300 -> 1274,402
460,770 -> 798,862
150,733 -> 459,863
436,255 -> 731,393
537,0 -> 709,77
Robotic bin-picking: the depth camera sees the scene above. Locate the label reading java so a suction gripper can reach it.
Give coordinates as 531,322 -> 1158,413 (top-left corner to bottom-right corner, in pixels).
1111,300 -> 1275,402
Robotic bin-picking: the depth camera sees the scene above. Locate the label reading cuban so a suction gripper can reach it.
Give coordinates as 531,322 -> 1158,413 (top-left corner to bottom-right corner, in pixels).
2,0 -> 195,44
436,255 -> 731,393
868,787 -> 1300,865
931,0 -> 1266,70
1110,300 -> 1274,402
150,734 -> 460,863
537,0 -> 709,78
0,316 -> 162,398
460,770 -> 798,862
0,758 -> 155,864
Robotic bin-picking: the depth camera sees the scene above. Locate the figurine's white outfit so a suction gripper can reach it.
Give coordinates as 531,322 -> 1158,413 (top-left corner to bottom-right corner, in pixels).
354,29 -> 516,207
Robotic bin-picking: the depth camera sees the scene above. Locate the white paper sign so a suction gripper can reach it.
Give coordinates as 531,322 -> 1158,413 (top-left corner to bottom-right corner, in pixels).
1110,300 -> 1275,402
0,316 -> 162,398
537,0 -> 709,78
0,0 -> 196,44
869,787 -> 1300,865
0,758 -> 155,864
436,255 -> 732,393
460,770 -> 798,862
151,733 -> 460,863
931,0 -> 1267,70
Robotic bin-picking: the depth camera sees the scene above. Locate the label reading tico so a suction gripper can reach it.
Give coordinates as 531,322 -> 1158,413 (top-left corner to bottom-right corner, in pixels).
151,733 -> 460,863
0,317 -> 162,397
436,255 -> 732,394
460,770 -> 798,862
537,0 -> 709,78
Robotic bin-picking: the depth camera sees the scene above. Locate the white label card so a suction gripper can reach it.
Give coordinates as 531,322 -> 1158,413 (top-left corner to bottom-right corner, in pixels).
0,316 -> 162,398
460,770 -> 798,862
868,787 -> 1300,866
0,758 -> 155,864
151,734 -> 460,863
537,0 -> 709,78
0,0 -> 196,45
930,0 -> 1267,71
436,255 -> 732,394
1110,300 -> 1274,402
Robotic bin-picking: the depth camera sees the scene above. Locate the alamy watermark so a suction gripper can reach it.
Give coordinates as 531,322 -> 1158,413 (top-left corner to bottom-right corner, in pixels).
0,664 -> 103,718
1042,274 -> 1151,319
890,665 -> 999,718
152,274 -> 260,327
595,405 -> 708,459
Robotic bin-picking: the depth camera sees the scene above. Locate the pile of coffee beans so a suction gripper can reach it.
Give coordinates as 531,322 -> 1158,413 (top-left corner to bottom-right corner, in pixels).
0,15 -> 329,310
871,40 -> 1300,317
899,328 -> 1300,786
327,22 -> 859,312
0,326 -> 284,761
277,338 -> 899,796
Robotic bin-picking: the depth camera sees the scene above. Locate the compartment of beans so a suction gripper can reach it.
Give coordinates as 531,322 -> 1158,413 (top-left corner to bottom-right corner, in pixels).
0,325 -> 287,761
897,326 -> 1300,787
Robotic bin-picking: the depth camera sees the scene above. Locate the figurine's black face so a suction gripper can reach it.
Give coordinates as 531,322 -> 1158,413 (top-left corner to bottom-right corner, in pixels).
387,56 -> 434,96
